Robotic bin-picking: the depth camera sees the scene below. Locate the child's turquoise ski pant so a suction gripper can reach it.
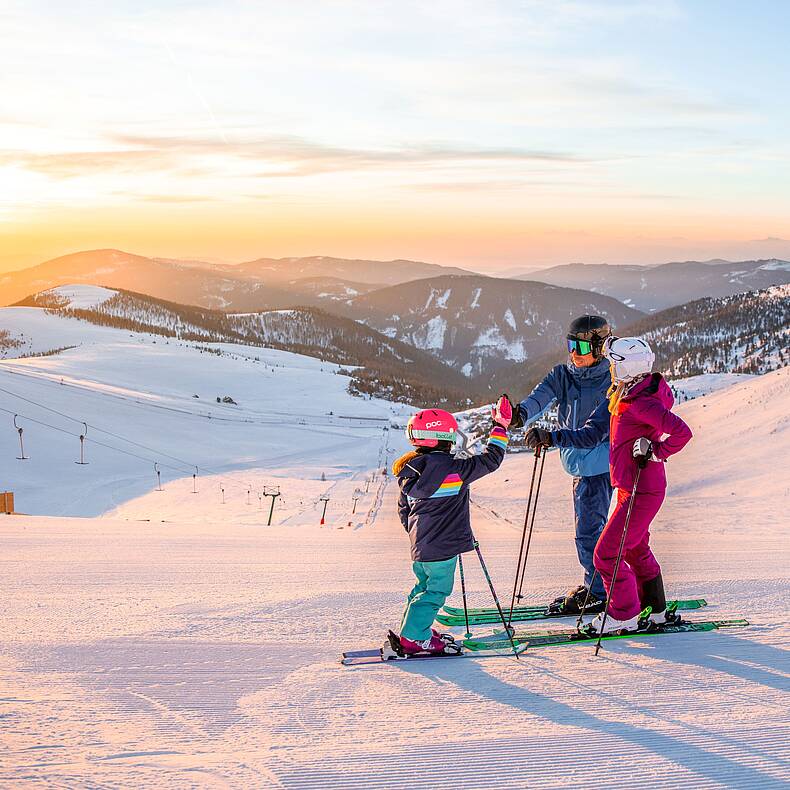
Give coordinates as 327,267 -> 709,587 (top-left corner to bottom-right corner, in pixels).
400,556 -> 457,641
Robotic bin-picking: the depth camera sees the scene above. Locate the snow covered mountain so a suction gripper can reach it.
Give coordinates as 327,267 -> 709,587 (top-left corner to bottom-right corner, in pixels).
518,259 -> 790,311
227,254 -> 474,285
489,283 -> 789,398
344,275 -> 642,376
10,285 -> 472,407
625,283 -> 790,378
0,249 -> 470,311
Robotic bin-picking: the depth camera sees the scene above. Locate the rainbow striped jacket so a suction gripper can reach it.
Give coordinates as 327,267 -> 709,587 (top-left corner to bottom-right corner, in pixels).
395,426 -> 508,562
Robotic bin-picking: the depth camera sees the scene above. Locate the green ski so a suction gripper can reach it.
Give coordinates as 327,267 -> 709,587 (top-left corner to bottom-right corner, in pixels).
463,618 -> 749,652
437,598 -> 708,626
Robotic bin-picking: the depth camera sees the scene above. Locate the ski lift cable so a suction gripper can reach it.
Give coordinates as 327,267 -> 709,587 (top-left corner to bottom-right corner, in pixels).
0,385 -> 84,426
0,403 -> 278,500
0,384 -> 199,473
0,404 -> 192,472
0,384 -> 310,486
0,376 -> 382,498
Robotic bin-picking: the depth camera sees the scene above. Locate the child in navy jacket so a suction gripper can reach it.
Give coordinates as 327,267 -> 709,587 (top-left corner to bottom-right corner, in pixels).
390,397 -> 511,655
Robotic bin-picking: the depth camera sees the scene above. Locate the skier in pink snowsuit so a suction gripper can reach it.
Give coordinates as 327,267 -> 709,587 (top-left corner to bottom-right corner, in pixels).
596,349 -> 692,629
527,336 -> 692,632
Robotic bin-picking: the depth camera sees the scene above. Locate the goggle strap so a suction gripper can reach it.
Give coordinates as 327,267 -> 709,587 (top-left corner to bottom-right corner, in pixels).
409,428 -> 456,441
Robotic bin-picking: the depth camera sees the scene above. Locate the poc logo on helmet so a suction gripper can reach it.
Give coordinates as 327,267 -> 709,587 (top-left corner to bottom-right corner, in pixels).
425,420 -> 443,428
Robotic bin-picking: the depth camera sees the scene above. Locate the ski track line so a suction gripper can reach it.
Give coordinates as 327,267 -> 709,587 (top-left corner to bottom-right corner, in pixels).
268,733 -> 790,790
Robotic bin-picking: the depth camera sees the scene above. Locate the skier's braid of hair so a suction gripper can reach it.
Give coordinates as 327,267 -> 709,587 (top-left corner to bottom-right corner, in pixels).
608,380 -> 626,414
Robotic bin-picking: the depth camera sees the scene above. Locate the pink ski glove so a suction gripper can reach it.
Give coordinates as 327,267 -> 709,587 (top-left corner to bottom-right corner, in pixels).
491,395 -> 512,429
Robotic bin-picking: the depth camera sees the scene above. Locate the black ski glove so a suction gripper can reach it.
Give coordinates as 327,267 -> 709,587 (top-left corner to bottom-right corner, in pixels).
505,395 -> 524,429
525,427 -> 553,449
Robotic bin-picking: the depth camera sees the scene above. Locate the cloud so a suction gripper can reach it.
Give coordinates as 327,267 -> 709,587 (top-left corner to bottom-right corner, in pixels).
1,149 -> 175,178
113,132 -> 585,166
135,194 -> 214,204
4,133 -> 587,182
0,130 -> 594,184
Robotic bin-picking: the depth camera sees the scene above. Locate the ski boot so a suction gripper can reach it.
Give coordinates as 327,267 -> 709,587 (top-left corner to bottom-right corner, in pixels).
383,630 -> 462,659
580,610 -> 644,636
550,584 -> 585,606
401,634 -> 462,656
647,601 -> 681,629
547,584 -> 606,616
640,573 -> 681,628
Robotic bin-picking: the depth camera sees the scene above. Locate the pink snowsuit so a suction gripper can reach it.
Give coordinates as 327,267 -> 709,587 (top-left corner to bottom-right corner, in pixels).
594,373 -> 692,620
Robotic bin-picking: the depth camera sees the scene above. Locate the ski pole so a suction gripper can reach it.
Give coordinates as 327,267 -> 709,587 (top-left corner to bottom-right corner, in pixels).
514,446 -> 546,607
474,541 -> 521,659
508,445 -> 541,620
458,554 -> 472,639
594,463 -> 643,656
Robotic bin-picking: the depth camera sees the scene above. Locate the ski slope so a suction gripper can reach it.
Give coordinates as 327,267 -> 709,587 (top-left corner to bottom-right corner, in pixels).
0,305 -> 788,787
668,372 -> 757,402
0,303 -> 411,516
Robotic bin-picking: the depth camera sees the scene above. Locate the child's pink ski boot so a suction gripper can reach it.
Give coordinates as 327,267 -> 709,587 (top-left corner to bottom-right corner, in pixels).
395,631 -> 462,656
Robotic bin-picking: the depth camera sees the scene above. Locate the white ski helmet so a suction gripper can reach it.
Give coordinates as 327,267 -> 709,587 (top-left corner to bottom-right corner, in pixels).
604,336 -> 655,383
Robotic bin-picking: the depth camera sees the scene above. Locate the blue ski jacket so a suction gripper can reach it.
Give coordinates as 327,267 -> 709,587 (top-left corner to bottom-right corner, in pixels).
516,359 -> 611,478
394,426 -> 508,562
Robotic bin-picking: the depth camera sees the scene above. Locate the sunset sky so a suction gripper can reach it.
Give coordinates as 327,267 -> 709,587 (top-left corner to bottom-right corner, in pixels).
1,0 -> 789,273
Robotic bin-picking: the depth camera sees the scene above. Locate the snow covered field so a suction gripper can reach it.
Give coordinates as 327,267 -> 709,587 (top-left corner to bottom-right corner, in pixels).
0,305 -> 788,788
668,373 -> 757,403
0,304 -> 410,516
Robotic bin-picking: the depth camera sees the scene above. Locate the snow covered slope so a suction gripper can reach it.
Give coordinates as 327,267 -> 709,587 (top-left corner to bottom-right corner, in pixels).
29,284 -> 117,310
8,285 -> 471,407
668,372 -> 756,402
0,305 -> 411,516
0,368 -> 787,787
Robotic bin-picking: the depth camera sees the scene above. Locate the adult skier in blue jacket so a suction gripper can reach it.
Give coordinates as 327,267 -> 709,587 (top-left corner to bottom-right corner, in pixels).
509,315 -> 613,614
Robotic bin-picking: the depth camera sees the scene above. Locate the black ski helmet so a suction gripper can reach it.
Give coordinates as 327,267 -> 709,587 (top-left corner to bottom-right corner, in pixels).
567,315 -> 612,359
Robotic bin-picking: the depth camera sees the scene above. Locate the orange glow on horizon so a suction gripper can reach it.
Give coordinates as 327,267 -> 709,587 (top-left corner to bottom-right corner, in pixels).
2,196 -> 789,275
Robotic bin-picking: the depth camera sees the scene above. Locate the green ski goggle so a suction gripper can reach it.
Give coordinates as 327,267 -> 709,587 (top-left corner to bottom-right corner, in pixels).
567,338 -> 593,355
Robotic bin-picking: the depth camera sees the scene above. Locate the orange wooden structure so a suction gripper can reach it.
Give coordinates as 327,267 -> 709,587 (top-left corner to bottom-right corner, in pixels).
1,491 -> 14,514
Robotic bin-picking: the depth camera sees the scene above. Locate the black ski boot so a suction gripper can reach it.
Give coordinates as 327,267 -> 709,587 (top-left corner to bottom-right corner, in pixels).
549,585 -> 582,606
547,585 -> 605,616
641,573 -> 681,628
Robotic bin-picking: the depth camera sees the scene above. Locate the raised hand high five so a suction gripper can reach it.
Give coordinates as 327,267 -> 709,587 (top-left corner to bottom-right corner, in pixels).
491,394 -> 513,429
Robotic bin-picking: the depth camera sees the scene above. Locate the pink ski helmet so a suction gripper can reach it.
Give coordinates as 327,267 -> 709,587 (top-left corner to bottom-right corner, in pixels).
406,408 -> 458,448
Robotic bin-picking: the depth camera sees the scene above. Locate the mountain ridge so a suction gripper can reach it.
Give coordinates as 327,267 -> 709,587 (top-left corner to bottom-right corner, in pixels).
513,258 -> 790,311
0,248 -> 476,311
11,284 -> 473,408
342,274 -> 643,377
489,283 -> 789,397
